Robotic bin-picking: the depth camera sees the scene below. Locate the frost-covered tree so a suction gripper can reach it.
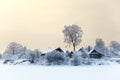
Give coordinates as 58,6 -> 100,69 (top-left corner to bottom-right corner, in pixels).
0,54 -> 2,59
109,41 -> 120,57
45,50 -> 67,65
70,52 -> 82,66
3,42 -> 27,60
27,49 -> 42,64
66,50 -> 73,58
94,38 -> 107,56
110,41 -> 120,51
63,24 -> 83,51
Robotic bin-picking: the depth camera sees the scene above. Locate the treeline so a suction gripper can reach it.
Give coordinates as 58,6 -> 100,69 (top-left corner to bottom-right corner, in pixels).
0,38 -> 120,66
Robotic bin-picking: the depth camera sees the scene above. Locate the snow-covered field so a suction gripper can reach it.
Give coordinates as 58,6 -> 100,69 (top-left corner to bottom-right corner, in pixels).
0,65 -> 120,80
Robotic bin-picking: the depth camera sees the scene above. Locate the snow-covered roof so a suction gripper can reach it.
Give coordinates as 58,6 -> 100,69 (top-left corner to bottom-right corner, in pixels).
88,48 -> 101,54
42,48 -> 56,53
88,48 -> 95,54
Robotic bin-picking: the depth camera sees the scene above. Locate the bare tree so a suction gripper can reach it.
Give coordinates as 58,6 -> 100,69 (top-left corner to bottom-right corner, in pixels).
63,24 -> 83,51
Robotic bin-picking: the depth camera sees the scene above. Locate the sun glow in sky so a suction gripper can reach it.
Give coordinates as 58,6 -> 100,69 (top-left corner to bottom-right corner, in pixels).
0,0 -> 120,52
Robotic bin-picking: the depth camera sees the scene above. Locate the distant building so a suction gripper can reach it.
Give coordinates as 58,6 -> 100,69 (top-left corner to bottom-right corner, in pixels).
41,47 -> 64,57
89,49 -> 103,59
55,47 -> 64,52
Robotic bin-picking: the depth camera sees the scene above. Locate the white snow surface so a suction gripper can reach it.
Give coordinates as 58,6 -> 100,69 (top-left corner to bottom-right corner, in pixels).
0,65 -> 120,80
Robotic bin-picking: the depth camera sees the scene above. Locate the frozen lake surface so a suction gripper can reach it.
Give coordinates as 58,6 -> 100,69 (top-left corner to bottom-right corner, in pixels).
0,65 -> 120,80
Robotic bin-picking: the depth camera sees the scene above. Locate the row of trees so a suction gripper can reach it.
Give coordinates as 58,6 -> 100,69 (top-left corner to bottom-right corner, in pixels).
0,39 -> 120,65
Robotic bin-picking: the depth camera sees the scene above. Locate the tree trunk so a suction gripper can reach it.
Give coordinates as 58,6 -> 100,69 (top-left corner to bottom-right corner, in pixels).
73,43 -> 75,51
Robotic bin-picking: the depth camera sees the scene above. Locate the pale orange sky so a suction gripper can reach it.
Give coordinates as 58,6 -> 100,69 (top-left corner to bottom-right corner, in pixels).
0,0 -> 120,52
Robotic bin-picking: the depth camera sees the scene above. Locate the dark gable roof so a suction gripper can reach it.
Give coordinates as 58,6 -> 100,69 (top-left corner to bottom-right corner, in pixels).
55,48 -> 64,52
89,48 -> 101,54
